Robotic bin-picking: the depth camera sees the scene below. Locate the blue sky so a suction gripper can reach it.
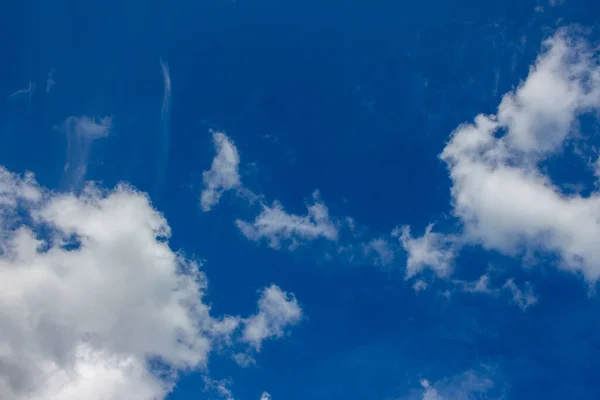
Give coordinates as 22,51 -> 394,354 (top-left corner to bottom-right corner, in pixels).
1,0 -> 600,399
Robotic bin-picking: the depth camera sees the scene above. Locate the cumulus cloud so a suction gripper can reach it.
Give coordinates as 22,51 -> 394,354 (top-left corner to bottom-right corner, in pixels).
0,166 -> 300,399
200,131 -> 241,211
236,191 -> 338,250
242,285 -> 303,351
439,29 -> 600,281
260,392 -> 272,400
395,224 -> 456,279
58,116 -> 111,188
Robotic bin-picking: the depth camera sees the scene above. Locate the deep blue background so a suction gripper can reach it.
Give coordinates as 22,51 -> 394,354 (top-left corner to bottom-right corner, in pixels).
1,0 -> 600,398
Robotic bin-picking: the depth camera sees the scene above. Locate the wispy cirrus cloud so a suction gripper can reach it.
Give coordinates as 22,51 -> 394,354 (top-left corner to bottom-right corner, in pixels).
155,58 -> 172,196
46,69 -> 55,94
57,115 -> 111,188
7,81 -> 35,102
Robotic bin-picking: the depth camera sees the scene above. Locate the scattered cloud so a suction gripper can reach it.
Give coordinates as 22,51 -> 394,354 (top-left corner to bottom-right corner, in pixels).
201,131 -> 241,211
439,29 -> 600,281
453,274 -> 495,294
403,370 -> 496,400
412,279 -> 428,293
503,279 -> 538,310
363,238 -> 396,266
0,166 -> 300,399
236,191 -> 338,250
204,377 -> 235,400
454,274 -> 538,310
395,224 -> 456,279
232,352 -> 256,368
259,392 -> 272,400
242,285 -> 303,351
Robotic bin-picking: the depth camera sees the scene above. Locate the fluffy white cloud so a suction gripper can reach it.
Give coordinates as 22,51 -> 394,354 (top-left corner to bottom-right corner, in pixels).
395,225 -> 456,279
242,285 -> 303,350
236,191 -> 338,250
0,167 -> 299,399
440,30 -> 600,281
260,392 -> 272,400
201,131 -> 241,211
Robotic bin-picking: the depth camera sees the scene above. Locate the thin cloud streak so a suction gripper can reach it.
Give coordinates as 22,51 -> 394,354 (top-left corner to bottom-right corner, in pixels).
155,58 -> 172,197
7,81 -> 35,102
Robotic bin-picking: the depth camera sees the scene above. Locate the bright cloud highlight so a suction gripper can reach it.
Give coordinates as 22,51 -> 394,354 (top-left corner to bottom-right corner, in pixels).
0,167 -> 300,399
200,131 -> 241,211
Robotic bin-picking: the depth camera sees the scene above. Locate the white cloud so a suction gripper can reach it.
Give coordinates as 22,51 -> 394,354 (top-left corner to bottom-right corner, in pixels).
453,274 -> 537,310
503,279 -> 537,310
8,81 -> 35,101
0,166 -> 299,399
412,279 -> 428,293
407,371 -> 495,400
363,238 -> 396,266
232,352 -> 256,368
58,116 -> 112,187
439,30 -> 600,281
201,131 -> 241,211
260,392 -> 272,400
395,224 -> 456,279
453,274 -> 495,294
204,377 -> 235,400
156,58 -> 172,192
242,285 -> 302,351
236,191 -> 338,250
160,58 -> 171,118
420,380 -> 443,400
